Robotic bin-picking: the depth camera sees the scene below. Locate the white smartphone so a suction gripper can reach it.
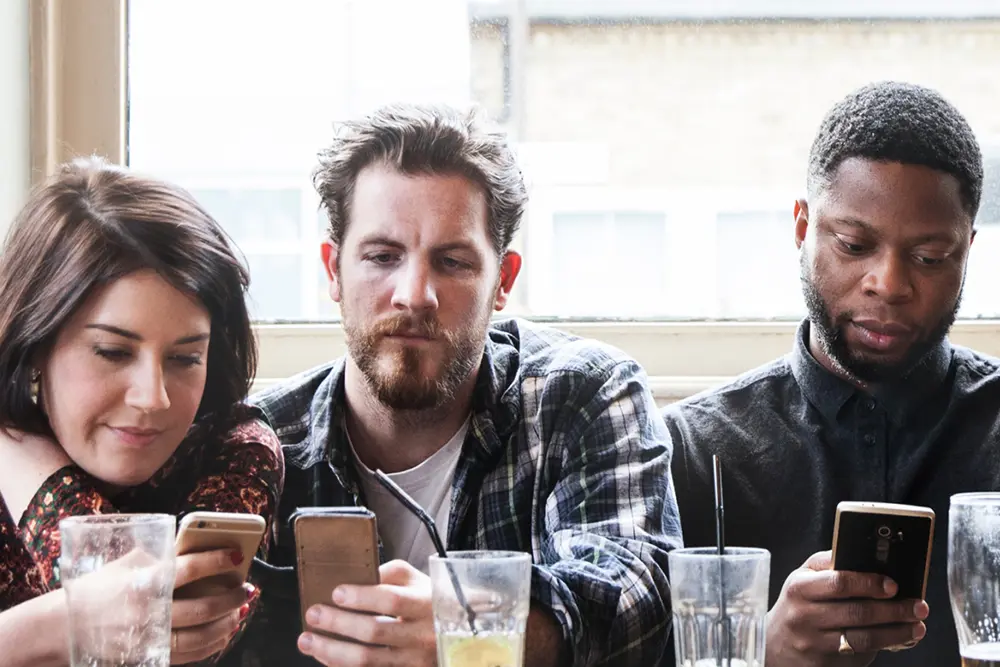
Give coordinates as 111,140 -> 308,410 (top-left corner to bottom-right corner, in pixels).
175,511 -> 267,596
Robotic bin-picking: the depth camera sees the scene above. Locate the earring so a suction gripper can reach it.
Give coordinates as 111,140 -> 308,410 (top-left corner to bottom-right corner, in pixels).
30,368 -> 40,404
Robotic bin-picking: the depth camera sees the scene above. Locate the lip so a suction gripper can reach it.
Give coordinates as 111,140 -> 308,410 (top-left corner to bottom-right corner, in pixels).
851,319 -> 914,352
107,426 -> 163,448
385,332 -> 434,342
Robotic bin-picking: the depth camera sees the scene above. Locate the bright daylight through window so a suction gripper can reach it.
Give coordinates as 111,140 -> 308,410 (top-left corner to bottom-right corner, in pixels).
128,1 -> 1000,324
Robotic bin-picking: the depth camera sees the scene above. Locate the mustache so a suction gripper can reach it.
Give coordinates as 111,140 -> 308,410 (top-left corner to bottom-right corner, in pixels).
371,313 -> 441,338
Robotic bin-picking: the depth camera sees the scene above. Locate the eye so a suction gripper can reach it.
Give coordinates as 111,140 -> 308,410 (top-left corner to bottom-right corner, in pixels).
94,347 -> 130,362
439,256 -> 469,270
170,354 -> 203,367
836,237 -> 868,255
366,252 -> 399,265
914,254 -> 946,267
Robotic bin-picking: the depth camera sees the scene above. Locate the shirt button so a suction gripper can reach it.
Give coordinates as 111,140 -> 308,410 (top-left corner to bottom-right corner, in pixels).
864,433 -> 876,445
866,399 -> 876,411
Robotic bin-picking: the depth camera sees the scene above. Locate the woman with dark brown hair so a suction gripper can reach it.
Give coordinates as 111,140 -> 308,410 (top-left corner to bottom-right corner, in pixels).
0,158 -> 284,666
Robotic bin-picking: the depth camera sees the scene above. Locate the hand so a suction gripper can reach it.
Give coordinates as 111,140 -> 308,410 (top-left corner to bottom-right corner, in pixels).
170,548 -> 253,665
766,551 -> 929,667
298,559 -> 436,666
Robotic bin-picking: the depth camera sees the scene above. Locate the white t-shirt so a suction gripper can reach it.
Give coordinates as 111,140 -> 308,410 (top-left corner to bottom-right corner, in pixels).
348,418 -> 468,573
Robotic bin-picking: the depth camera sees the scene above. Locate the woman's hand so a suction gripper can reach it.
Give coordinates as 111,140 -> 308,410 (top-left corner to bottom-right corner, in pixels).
170,548 -> 254,664
0,429 -> 72,521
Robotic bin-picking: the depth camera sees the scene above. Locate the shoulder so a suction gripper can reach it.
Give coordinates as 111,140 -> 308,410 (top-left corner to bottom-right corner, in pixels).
249,360 -> 340,436
494,317 -> 644,383
661,355 -> 795,431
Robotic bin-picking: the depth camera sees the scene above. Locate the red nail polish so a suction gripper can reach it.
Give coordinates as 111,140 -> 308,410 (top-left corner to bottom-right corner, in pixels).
230,550 -> 244,566
245,583 -> 256,599
239,603 -> 250,621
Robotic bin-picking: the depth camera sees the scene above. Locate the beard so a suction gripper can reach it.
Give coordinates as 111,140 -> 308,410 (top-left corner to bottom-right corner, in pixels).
800,254 -> 960,384
342,305 -> 489,412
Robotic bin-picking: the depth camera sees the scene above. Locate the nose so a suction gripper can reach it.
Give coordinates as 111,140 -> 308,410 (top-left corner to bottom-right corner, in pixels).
863,252 -> 914,303
390,259 -> 438,312
125,359 -> 170,413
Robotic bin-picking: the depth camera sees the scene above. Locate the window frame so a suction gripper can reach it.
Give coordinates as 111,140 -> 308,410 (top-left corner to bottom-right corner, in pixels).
28,0 -> 1000,402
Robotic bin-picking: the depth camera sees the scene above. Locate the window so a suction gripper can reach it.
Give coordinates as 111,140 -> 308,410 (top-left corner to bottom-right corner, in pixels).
30,0 -> 1000,393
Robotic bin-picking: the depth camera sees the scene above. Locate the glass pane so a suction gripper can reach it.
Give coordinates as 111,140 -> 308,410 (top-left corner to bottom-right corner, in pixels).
128,2 -> 1000,320
244,254 -> 306,322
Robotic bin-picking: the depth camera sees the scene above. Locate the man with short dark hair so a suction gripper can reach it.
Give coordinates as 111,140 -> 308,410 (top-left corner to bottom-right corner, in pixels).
665,81 -> 1000,667
232,104 -> 680,667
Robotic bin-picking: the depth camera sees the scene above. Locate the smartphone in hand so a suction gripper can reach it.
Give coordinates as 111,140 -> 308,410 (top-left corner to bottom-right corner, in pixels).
175,511 -> 267,597
832,501 -> 935,600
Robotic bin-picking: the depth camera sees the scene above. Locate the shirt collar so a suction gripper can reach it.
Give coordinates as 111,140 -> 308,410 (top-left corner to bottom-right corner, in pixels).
790,319 -> 953,426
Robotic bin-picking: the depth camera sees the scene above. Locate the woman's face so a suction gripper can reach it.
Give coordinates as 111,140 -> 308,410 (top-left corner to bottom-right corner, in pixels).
40,269 -> 211,487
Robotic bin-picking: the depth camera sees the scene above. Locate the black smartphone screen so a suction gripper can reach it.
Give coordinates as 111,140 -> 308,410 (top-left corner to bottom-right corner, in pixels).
833,510 -> 933,600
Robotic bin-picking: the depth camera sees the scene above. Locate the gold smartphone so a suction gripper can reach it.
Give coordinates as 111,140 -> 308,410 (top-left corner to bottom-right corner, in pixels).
175,511 -> 267,597
291,507 -> 380,639
832,501 -> 935,600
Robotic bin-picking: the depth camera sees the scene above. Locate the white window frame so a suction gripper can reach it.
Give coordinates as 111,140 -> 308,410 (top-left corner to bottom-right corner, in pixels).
24,0 -> 1000,403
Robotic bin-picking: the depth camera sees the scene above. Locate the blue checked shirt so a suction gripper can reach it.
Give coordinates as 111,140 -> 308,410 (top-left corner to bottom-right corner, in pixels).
227,318 -> 682,667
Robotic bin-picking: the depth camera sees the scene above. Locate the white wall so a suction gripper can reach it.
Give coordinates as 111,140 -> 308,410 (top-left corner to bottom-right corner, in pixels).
0,0 -> 30,232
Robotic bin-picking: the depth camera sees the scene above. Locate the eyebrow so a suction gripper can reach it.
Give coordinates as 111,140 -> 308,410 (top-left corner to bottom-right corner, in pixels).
85,324 -> 210,345
827,217 -> 958,245
356,236 -> 480,254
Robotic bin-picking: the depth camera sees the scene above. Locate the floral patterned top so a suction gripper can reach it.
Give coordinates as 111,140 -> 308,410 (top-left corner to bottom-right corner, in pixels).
0,414 -> 284,664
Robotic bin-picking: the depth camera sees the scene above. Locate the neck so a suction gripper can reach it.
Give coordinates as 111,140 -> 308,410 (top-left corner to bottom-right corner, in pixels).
807,322 -> 869,390
343,360 -> 476,473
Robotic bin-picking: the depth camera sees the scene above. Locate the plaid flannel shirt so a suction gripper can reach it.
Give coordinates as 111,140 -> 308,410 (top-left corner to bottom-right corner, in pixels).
227,318 -> 681,667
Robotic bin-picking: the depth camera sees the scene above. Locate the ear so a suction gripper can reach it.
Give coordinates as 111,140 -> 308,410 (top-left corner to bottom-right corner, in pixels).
320,241 -> 342,303
794,199 -> 809,250
493,250 -> 522,312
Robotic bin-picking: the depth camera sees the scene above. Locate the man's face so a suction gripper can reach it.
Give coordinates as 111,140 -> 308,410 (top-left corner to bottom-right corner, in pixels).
324,164 -> 520,410
796,158 -> 974,383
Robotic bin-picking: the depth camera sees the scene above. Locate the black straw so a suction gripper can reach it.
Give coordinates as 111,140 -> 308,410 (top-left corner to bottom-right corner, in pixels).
713,455 -> 732,666
713,455 -> 725,556
372,469 -> 478,633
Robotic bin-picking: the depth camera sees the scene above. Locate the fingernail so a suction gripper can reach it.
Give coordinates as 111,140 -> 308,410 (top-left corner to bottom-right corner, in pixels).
913,623 -> 927,640
306,606 -> 320,624
914,601 -> 929,620
230,550 -> 244,566
333,587 -> 346,604
883,579 -> 897,596
239,603 -> 250,621
245,583 -> 256,598
299,633 -> 313,651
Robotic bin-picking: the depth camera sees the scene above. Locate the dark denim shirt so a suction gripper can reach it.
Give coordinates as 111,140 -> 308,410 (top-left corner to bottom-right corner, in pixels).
664,320 -> 1000,666
228,318 -> 682,667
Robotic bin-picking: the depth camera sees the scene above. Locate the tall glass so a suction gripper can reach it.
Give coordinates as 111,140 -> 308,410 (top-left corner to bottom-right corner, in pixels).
949,493 -> 1000,667
429,551 -> 531,667
59,514 -> 176,667
668,547 -> 771,667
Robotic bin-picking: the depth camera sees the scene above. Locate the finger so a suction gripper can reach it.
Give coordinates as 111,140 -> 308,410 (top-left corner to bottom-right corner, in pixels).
171,636 -> 231,665
172,585 -> 248,629
378,559 -> 423,586
305,603 -> 434,649
299,631 -> 428,667
171,606 -> 244,658
829,622 -> 927,654
808,599 -> 929,631
803,550 -> 833,571
170,635 -> 231,665
174,548 -> 244,589
788,568 -> 897,602
333,583 -> 431,620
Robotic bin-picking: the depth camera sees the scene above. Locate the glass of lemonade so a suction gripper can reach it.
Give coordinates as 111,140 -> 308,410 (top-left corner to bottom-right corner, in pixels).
429,551 -> 531,667
59,514 -> 176,667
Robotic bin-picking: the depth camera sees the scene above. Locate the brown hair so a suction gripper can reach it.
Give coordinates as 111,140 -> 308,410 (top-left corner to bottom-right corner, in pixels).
0,157 -> 256,435
313,103 -> 528,254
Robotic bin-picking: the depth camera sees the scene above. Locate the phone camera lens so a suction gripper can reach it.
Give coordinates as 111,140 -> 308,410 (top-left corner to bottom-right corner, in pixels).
197,520 -> 207,529
877,525 -> 891,538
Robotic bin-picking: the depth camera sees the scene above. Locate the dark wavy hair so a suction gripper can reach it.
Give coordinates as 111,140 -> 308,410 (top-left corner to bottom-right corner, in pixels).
0,157 -> 256,436
313,103 -> 528,255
